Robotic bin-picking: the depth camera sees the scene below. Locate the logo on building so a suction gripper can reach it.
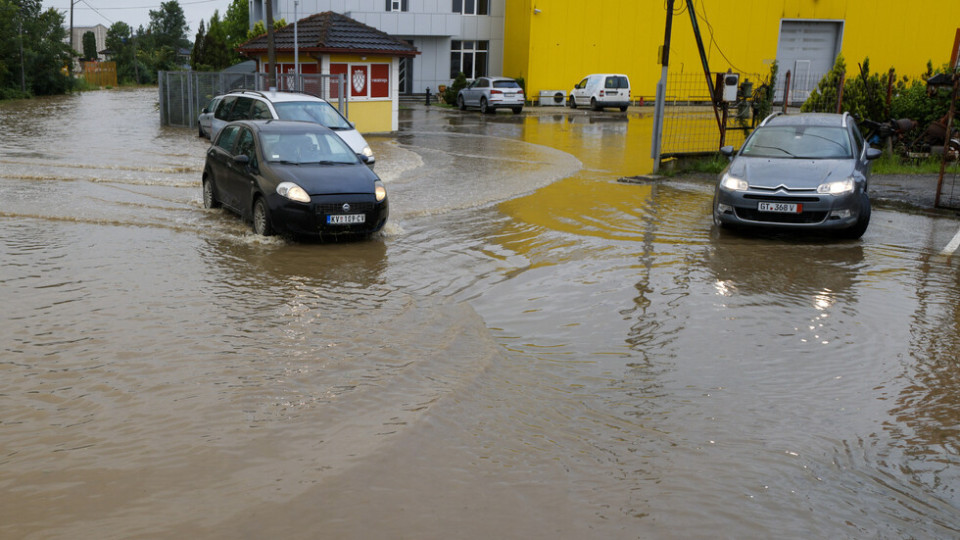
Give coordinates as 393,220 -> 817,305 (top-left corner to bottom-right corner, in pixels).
352,68 -> 366,94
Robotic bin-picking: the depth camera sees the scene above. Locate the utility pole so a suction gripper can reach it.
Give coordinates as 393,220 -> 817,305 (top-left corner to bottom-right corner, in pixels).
266,0 -> 277,90
650,0 -> 675,173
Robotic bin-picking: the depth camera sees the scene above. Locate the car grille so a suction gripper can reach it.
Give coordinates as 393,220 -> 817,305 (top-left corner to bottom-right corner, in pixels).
743,194 -> 821,203
735,208 -> 828,224
317,202 -> 375,215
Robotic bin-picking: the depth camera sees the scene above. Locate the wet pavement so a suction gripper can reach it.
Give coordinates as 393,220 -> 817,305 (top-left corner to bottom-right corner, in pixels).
3,90 -> 960,539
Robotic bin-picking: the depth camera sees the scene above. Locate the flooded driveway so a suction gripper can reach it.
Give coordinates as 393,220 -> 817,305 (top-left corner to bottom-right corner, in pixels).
2,88 -> 960,539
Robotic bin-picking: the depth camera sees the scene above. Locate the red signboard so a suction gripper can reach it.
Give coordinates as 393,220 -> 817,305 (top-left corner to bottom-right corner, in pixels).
350,65 -> 369,97
329,63 -> 348,98
371,64 -> 390,98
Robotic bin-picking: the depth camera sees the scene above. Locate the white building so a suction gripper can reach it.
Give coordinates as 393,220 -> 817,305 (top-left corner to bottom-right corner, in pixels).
247,0 -> 505,94
69,24 -> 108,61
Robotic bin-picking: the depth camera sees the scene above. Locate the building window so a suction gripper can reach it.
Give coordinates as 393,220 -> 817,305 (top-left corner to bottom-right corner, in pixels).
450,40 -> 488,79
386,0 -> 408,11
452,0 -> 488,15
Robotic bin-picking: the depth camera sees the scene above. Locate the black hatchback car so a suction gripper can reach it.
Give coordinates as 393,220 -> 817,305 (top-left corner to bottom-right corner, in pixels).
202,120 -> 388,238
713,112 -> 881,239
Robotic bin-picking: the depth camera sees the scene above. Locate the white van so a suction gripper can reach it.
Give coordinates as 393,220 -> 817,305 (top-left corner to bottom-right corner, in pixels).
568,74 -> 631,111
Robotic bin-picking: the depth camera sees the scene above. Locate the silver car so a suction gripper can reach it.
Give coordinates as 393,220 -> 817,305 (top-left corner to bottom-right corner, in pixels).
713,112 -> 882,239
457,76 -> 524,114
198,96 -> 222,138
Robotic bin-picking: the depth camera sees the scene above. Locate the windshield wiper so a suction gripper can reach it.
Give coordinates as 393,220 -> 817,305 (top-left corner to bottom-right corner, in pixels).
748,144 -> 797,157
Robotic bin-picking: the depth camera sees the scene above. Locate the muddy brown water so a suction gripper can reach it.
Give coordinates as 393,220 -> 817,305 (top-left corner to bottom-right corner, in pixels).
2,88 -> 960,539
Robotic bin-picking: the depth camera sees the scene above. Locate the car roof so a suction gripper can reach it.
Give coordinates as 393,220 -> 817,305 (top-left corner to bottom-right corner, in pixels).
223,89 -> 328,104
762,112 -> 851,128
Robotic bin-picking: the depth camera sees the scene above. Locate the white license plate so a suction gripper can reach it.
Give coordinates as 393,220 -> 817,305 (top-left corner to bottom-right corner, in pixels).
758,202 -> 801,213
327,214 -> 365,225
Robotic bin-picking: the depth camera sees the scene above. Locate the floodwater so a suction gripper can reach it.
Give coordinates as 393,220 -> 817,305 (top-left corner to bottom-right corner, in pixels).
3,88 -> 960,539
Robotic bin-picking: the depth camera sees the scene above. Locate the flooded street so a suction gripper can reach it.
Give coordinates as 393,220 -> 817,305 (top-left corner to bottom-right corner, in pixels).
3,88 -> 960,538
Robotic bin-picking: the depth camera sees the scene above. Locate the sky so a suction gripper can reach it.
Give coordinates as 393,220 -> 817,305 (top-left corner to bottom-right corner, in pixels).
43,0 -> 234,35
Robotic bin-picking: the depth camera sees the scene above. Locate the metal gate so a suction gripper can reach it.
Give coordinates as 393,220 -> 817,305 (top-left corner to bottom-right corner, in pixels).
158,71 -> 347,129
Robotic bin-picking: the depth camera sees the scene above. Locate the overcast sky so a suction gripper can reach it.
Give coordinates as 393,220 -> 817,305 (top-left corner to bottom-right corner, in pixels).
43,0 -> 234,35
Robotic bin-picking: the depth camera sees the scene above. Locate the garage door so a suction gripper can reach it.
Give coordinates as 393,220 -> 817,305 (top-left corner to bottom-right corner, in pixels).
775,20 -> 843,104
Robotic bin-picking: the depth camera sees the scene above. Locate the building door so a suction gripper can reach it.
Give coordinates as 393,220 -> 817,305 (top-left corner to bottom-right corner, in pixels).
775,20 -> 843,104
399,40 -> 414,94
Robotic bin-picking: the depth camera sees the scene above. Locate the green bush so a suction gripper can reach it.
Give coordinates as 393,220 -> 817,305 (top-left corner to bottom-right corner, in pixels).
444,72 -> 467,105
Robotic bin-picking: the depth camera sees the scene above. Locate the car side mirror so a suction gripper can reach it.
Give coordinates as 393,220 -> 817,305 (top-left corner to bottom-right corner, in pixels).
233,154 -> 250,165
202,107 -> 209,114
866,148 -> 882,160
719,145 -> 735,157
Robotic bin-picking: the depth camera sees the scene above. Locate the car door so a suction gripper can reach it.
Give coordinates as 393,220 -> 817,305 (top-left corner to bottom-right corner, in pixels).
229,127 -> 259,216
573,77 -> 589,103
211,96 -> 237,140
207,124 -> 242,210
462,79 -> 480,106
475,78 -> 491,105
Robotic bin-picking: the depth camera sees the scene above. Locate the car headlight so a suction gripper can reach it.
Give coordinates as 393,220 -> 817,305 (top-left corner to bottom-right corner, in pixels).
277,182 -> 310,203
720,174 -> 748,191
361,146 -> 374,159
374,180 -> 387,202
817,179 -> 855,195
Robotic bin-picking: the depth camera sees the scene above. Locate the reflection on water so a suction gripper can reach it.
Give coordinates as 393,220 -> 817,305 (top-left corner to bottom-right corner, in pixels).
2,92 -> 960,538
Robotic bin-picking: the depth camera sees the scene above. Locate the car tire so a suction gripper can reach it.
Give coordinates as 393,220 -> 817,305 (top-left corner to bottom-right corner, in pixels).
252,196 -> 275,236
480,98 -> 492,114
569,95 -> 577,109
591,97 -> 600,111
202,176 -> 220,209
512,107 -> 523,114
840,193 -> 871,239
199,124 -> 204,137
458,95 -> 466,111
712,196 -> 726,229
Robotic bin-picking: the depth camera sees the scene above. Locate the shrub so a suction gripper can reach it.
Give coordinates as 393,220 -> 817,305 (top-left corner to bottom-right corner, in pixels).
444,72 -> 467,105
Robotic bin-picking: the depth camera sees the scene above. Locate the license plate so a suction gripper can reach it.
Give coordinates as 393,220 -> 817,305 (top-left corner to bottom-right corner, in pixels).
758,202 -> 801,213
326,214 -> 365,225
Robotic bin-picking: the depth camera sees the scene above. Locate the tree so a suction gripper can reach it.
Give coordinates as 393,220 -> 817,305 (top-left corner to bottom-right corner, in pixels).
202,12 -> 232,70
190,19 -> 206,70
802,54 -> 847,114
147,0 -> 190,72
222,0 -> 249,50
0,0 -> 73,97
247,18 -> 287,40
82,31 -> 97,61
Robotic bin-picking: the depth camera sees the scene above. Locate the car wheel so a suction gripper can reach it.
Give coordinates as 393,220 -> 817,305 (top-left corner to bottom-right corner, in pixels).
199,124 -> 204,137
712,196 -> 725,229
480,98 -> 492,114
202,176 -> 220,209
840,193 -> 871,239
512,107 -> 523,114
591,97 -> 601,111
457,95 -> 466,111
252,196 -> 274,236
569,95 -> 577,109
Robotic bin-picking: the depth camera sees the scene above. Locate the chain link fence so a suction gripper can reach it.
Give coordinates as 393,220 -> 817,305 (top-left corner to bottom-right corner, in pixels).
660,70 -> 824,156
158,71 -> 347,130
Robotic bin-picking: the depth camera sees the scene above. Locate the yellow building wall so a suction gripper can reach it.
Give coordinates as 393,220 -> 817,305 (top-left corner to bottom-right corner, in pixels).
505,0 -> 960,101
347,101 -> 394,133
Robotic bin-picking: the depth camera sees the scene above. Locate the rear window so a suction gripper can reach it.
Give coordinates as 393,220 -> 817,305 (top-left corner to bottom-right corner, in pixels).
605,76 -> 628,89
493,80 -> 520,89
273,101 -> 352,130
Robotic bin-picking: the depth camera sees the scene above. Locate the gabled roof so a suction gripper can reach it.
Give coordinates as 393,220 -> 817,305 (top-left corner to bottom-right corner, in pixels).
238,12 -> 419,58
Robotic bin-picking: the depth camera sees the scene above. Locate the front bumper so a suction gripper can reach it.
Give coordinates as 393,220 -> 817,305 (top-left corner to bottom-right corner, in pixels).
714,187 -> 864,230
266,193 -> 389,238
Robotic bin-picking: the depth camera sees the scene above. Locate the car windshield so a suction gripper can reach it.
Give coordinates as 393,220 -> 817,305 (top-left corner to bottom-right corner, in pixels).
273,101 -> 352,130
260,131 -> 359,165
741,125 -> 853,159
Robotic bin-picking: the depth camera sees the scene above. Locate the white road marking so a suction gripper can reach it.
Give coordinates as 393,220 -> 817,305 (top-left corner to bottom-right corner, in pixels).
941,227 -> 960,256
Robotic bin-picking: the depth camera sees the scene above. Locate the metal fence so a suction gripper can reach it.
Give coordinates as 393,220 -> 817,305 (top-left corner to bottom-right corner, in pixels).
158,71 -> 347,129
660,70 -> 824,156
